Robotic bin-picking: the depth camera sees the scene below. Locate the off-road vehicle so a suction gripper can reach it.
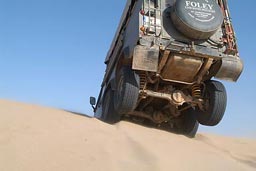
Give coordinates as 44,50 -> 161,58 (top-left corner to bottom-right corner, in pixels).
90,0 -> 243,137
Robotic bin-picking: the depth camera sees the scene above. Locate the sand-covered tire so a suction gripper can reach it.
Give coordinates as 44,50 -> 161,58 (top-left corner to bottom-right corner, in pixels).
181,112 -> 199,138
171,0 -> 224,39
195,80 -> 227,126
102,89 -> 121,124
114,67 -> 140,115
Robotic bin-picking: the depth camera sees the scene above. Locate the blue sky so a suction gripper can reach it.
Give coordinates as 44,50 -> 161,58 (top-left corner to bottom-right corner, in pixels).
0,0 -> 255,138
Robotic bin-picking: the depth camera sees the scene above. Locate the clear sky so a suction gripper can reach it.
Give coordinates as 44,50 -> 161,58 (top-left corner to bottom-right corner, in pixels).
0,0 -> 255,138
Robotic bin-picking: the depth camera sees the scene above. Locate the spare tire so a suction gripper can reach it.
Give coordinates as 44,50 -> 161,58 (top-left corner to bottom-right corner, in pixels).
171,0 -> 224,40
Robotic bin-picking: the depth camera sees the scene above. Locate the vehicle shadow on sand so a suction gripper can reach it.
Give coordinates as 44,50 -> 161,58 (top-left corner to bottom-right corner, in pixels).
119,116 -> 184,137
64,110 -> 92,118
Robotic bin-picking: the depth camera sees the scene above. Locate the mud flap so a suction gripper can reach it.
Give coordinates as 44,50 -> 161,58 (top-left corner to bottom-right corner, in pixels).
132,45 -> 159,72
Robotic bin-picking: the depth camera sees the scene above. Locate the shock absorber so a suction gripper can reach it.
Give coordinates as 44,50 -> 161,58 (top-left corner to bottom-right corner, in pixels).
139,71 -> 147,90
191,84 -> 202,99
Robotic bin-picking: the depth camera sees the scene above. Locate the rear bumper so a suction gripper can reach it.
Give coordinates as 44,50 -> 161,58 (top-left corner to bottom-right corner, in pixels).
215,57 -> 243,82
132,44 -> 243,83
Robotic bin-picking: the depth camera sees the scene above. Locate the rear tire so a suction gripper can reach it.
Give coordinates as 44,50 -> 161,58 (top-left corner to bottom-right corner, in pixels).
195,80 -> 227,126
102,88 -> 121,124
114,67 -> 140,114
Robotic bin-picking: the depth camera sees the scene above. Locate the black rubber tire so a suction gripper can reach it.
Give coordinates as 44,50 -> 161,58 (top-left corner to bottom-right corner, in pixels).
171,0 -> 224,40
180,112 -> 199,138
195,80 -> 227,126
114,67 -> 140,115
102,88 -> 121,124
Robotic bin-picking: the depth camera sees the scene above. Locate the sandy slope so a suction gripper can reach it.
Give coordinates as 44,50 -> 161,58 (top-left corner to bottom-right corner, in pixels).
0,100 -> 255,171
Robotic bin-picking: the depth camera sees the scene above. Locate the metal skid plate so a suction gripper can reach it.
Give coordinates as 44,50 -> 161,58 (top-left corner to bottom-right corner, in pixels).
132,45 -> 159,72
161,54 -> 203,83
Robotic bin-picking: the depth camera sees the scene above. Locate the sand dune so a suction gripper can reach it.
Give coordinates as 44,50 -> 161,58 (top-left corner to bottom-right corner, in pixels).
0,99 -> 256,171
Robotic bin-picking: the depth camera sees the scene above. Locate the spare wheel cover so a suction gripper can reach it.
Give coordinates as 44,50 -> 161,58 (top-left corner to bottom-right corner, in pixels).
171,0 -> 224,40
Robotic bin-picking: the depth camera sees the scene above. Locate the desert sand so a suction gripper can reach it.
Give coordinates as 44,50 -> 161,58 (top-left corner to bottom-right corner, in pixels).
0,99 -> 256,171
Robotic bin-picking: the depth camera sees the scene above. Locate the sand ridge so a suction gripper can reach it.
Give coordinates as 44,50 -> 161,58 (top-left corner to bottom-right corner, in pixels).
0,99 -> 255,171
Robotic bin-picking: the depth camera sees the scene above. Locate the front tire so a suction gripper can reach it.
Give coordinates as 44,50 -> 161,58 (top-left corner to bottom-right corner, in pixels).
180,112 -> 199,138
101,88 -> 121,124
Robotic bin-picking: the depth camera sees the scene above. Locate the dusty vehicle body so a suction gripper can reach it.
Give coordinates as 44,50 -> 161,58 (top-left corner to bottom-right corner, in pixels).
90,0 -> 243,137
